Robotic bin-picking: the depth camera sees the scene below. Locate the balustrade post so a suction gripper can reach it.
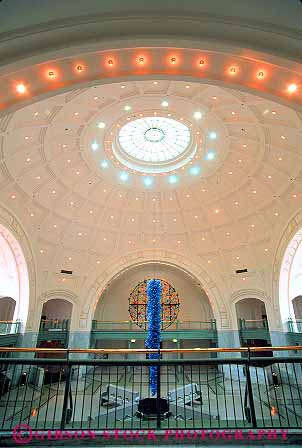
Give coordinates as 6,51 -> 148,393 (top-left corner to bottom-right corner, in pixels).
245,349 -> 257,428
156,352 -> 161,429
60,351 -> 72,430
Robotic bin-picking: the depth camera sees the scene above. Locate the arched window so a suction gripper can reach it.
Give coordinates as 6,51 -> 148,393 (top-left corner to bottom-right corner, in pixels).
0,224 -> 29,327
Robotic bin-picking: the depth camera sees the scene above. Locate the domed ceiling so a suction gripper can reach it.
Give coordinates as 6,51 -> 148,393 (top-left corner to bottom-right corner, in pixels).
0,80 -> 301,289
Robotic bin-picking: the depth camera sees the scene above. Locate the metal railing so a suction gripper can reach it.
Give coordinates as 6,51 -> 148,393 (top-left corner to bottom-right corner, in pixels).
0,346 -> 301,432
91,319 -> 216,331
0,320 -> 20,335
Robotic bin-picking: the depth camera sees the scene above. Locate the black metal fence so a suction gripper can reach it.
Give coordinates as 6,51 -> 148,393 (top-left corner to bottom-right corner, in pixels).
0,348 -> 302,432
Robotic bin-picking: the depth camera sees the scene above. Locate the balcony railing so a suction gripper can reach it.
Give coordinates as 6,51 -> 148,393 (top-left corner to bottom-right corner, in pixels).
0,346 -> 301,434
0,320 -> 20,335
91,319 -> 217,331
238,318 -> 269,330
39,319 -> 70,331
287,319 -> 302,333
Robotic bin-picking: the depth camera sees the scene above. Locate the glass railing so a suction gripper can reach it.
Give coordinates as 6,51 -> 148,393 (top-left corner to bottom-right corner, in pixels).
287,318 -> 302,333
39,319 -> 70,331
91,319 -> 217,331
0,320 -> 20,335
238,318 -> 269,330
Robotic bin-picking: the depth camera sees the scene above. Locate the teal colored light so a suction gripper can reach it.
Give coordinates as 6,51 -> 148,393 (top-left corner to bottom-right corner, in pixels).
206,151 -> 215,160
209,131 -> 217,140
120,172 -> 129,181
100,160 -> 108,168
169,175 -> 178,184
189,165 -> 200,175
144,177 -> 153,187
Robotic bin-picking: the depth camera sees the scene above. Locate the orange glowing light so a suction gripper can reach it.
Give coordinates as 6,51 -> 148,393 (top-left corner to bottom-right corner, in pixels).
256,70 -> 265,79
170,57 -> 177,64
76,64 -> 84,72
16,83 -> 27,94
48,70 -> 56,79
198,58 -> 206,67
138,56 -> 145,64
229,66 -> 237,75
31,409 -> 37,417
107,59 -> 114,66
271,406 -> 277,416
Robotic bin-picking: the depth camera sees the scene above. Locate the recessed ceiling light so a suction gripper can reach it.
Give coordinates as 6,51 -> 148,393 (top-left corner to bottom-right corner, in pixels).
268,175 -> 272,179
89,210 -> 93,214
234,201 -> 239,206
250,224 -> 255,228
152,239 -> 156,243
135,197 -> 139,201
101,160 -> 108,168
274,212 -> 279,216
238,159 -> 242,163
214,209 -> 219,214
103,237 -> 107,241
120,172 -> 129,181
272,111 -> 277,115
24,136 -> 29,140
189,165 -> 201,175
212,96 -> 217,100
77,232 -> 82,236
202,237 -> 205,241
185,85 -> 190,89
252,190 -> 257,194
152,197 -> 156,202
206,152 -> 215,160
68,257 -> 72,261
98,122 -> 106,129
96,260 -> 100,264
231,111 -> 236,115
194,215 -> 198,219
124,105 -> 131,111
264,248 -> 269,252
91,142 -> 99,151
207,260 -> 211,264
30,212 -> 34,217
153,81 -> 158,85
74,112 -> 79,116
34,111 -> 39,116
70,201 -> 74,206
201,188 -> 207,193
40,249 -> 44,254
144,177 -> 153,187
76,171 -> 80,175
93,96 -> 98,100
161,100 -> 169,107
228,171 -> 233,175
51,190 -> 56,195
173,218 -> 177,222
236,256 -> 240,260
177,240 -> 181,244
226,232 -> 230,236
242,144 -> 247,148
193,111 -> 202,120
281,135 -> 286,140
26,157 -> 31,162
53,224 -> 57,228
209,132 -> 217,140
292,193 -> 297,198
121,85 -> 126,89
169,175 -> 178,184
169,197 -> 173,200
131,218 -> 135,222
186,194 -> 190,198
67,159 -> 71,164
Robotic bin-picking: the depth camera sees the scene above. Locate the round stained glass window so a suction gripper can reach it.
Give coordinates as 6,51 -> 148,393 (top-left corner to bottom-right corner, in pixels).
128,278 -> 180,330
118,117 -> 191,163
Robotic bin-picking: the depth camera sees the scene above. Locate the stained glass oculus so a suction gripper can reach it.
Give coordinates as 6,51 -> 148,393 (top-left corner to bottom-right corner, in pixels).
118,117 -> 191,163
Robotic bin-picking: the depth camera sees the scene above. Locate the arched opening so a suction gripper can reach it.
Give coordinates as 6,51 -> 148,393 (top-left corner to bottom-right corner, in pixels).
235,298 -> 271,348
279,226 -> 302,330
0,224 -> 29,331
92,262 -> 216,358
38,299 -> 73,350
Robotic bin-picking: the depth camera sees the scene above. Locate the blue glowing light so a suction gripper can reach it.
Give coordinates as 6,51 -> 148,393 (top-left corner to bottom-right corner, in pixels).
169,175 -> 178,184
120,172 -> 129,181
100,160 -> 108,168
144,177 -> 153,187
209,132 -> 217,140
91,141 -> 99,152
189,165 -> 201,176
206,151 -> 215,160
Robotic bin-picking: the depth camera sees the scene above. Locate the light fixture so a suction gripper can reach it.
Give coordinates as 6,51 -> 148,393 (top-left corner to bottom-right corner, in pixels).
16,83 -> 26,94
193,111 -> 202,120
229,66 -> 237,75
120,171 -> 129,181
189,165 -> 200,175
98,122 -> 106,129
185,85 -> 190,89
76,65 -> 84,72
199,59 -> 205,66
256,70 -> 265,79
214,209 -> 219,214
138,56 -> 145,64
51,190 -> 56,195
206,151 -> 215,160
91,141 -> 99,151
287,83 -> 298,94
48,70 -> 56,79
209,132 -> 217,140
107,58 -> 114,66
169,175 -> 178,184
131,339 -> 136,343
77,232 -> 82,236
161,100 -> 169,107
124,105 -> 131,111
144,177 -> 153,187
170,57 -> 177,64
101,160 -> 108,168
11,194 -> 16,200
153,81 -> 158,85
172,339 -> 178,343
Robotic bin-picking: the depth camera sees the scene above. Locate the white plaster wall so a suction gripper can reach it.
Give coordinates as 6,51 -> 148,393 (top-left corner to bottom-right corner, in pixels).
42,299 -> 73,321
235,298 -> 266,321
93,263 -> 214,323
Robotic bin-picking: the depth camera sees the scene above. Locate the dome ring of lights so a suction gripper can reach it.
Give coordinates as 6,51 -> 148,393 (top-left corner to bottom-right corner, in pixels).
113,115 -> 196,174
128,278 -> 180,330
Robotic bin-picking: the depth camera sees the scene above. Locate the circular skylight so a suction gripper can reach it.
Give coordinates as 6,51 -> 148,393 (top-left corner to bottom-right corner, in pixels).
118,117 -> 191,163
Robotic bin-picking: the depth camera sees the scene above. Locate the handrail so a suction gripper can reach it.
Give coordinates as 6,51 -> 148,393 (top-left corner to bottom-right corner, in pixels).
0,345 -> 301,354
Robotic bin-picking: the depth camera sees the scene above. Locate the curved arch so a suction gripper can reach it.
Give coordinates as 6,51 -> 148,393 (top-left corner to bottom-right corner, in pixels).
82,250 -> 228,331
0,203 -> 36,330
1,46 -> 302,120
